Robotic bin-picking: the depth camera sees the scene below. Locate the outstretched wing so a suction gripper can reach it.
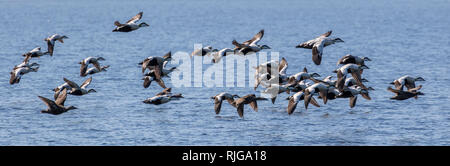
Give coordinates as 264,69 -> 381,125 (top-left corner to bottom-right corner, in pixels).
38,96 -> 58,110
55,89 -> 67,106
278,57 -> 288,74
320,30 -> 332,37
243,29 -> 264,46
249,101 -> 258,112
80,77 -> 93,89
126,12 -> 143,24
214,98 -> 223,114
311,39 -> 325,65
63,78 -> 80,89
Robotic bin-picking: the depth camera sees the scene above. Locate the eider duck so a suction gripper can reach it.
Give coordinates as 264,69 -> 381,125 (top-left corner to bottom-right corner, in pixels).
22,47 -> 48,58
335,64 -> 369,92
254,57 -> 289,90
287,67 -> 321,84
191,46 -> 218,57
232,29 -> 270,55
142,66 -> 176,88
303,83 -> 333,109
14,55 -> 39,69
211,92 -> 240,115
83,65 -> 110,76
336,86 -> 371,108
336,54 -> 371,66
10,66 -> 39,85
388,85 -> 424,100
44,34 -> 68,56
262,84 -> 294,104
210,48 -> 236,63
231,94 -> 267,118
113,12 -> 149,32
287,91 -> 321,115
38,89 -> 77,115
390,75 -> 425,91
141,51 -> 172,80
142,89 -> 183,105
52,82 -> 71,100
79,57 -> 105,77
295,30 -> 344,65
63,77 -> 96,96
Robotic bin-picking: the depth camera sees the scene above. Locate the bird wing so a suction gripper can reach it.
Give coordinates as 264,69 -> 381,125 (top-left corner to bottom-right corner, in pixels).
55,89 -> 67,106
47,40 -> 54,56
126,12 -> 143,24
236,104 -> 244,117
408,85 -> 422,92
287,98 -> 298,115
320,30 -> 332,37
38,96 -> 59,110
336,54 -> 352,65
311,39 -> 325,65
155,78 -> 167,89
63,78 -> 80,89
278,57 -> 288,74
249,100 -> 258,112
243,29 -> 264,46
80,77 -> 93,89
349,96 -> 358,108
214,98 -> 223,114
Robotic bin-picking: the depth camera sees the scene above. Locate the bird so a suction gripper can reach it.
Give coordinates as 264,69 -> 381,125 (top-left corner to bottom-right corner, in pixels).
142,65 -> 176,89
254,57 -> 289,90
336,54 -> 371,66
63,77 -> 96,96
52,82 -> 71,100
303,83 -> 333,109
390,75 -> 425,91
287,91 -> 321,115
336,86 -> 371,108
232,29 -> 270,55
191,46 -> 218,57
22,47 -> 49,58
142,89 -> 183,105
14,55 -> 39,69
9,66 -> 39,85
211,92 -> 240,115
210,48 -> 236,63
83,65 -> 110,76
141,51 -> 172,80
79,57 -> 105,76
44,34 -> 68,56
231,94 -> 267,118
262,84 -> 294,104
113,12 -> 149,32
335,64 -> 369,92
287,67 -> 321,84
344,77 -> 369,87
295,30 -> 344,65
388,85 -> 424,100
38,89 -> 77,115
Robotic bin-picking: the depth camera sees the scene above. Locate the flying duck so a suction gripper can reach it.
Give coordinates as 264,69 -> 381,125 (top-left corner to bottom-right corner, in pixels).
38,89 -> 77,115
232,29 -> 270,55
336,54 -> 371,66
344,77 -> 369,87
9,66 -> 39,85
142,89 -> 183,105
141,51 -> 172,80
288,67 -> 321,84
287,91 -> 321,115
44,34 -> 68,56
262,84 -> 294,104
336,86 -> 372,108
113,12 -> 149,32
388,85 -> 424,100
335,64 -> 369,92
390,75 -> 425,90
63,77 -> 96,96
79,57 -> 105,77
254,57 -> 289,90
14,55 -> 39,69
52,82 -> 71,100
211,92 -> 240,115
295,30 -> 344,65
22,47 -> 48,58
191,46 -> 218,57
303,83 -> 333,109
210,48 -> 236,63
83,65 -> 110,76
142,65 -> 176,88
231,94 -> 267,118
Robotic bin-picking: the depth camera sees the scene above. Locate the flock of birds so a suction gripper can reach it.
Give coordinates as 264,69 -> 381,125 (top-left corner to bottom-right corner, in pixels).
9,12 -> 426,117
